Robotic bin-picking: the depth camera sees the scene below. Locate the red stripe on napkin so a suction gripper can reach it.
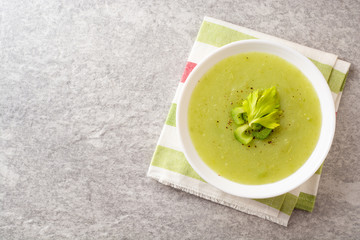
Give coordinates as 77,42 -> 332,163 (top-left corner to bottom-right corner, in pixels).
180,62 -> 197,83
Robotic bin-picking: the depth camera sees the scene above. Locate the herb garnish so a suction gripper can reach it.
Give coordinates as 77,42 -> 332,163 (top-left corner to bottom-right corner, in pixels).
231,86 -> 281,145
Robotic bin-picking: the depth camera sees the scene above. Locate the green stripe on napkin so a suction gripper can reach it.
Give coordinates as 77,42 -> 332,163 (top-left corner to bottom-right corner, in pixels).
280,193 -> 298,215
315,164 -> 323,175
197,21 -> 256,47
165,103 -> 177,127
340,71 -> 349,92
310,59 -> 334,82
328,68 -> 347,93
256,195 -> 286,211
152,145 -> 204,181
295,192 -> 316,212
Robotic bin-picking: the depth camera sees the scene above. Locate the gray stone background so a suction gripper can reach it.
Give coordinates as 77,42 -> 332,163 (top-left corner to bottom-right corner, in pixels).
0,0 -> 359,239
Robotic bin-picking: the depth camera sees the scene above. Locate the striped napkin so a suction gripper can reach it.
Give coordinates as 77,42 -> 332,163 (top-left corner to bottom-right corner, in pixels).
147,17 -> 351,226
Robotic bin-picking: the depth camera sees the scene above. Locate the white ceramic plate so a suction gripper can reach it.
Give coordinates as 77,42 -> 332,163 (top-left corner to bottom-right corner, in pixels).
176,39 -> 335,199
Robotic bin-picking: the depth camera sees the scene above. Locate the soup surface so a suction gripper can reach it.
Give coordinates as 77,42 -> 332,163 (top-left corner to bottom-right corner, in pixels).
188,52 -> 321,185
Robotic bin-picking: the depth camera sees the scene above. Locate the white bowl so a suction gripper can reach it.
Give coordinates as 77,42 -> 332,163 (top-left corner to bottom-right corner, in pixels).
176,40 -> 335,199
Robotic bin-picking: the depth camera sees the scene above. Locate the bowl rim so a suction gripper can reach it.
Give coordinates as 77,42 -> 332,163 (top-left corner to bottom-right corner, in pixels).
176,39 -> 336,199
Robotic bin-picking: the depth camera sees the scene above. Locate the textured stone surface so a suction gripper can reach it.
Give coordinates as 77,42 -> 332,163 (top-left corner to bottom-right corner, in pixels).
0,0 -> 359,239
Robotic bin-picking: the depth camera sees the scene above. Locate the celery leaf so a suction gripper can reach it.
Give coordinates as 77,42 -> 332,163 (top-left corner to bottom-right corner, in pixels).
242,86 -> 280,129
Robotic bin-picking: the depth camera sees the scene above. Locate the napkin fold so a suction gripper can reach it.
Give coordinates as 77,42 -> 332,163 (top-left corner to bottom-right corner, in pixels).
147,17 -> 351,226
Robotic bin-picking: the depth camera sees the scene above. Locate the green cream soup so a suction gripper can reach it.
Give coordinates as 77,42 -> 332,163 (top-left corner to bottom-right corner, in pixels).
188,52 -> 321,185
